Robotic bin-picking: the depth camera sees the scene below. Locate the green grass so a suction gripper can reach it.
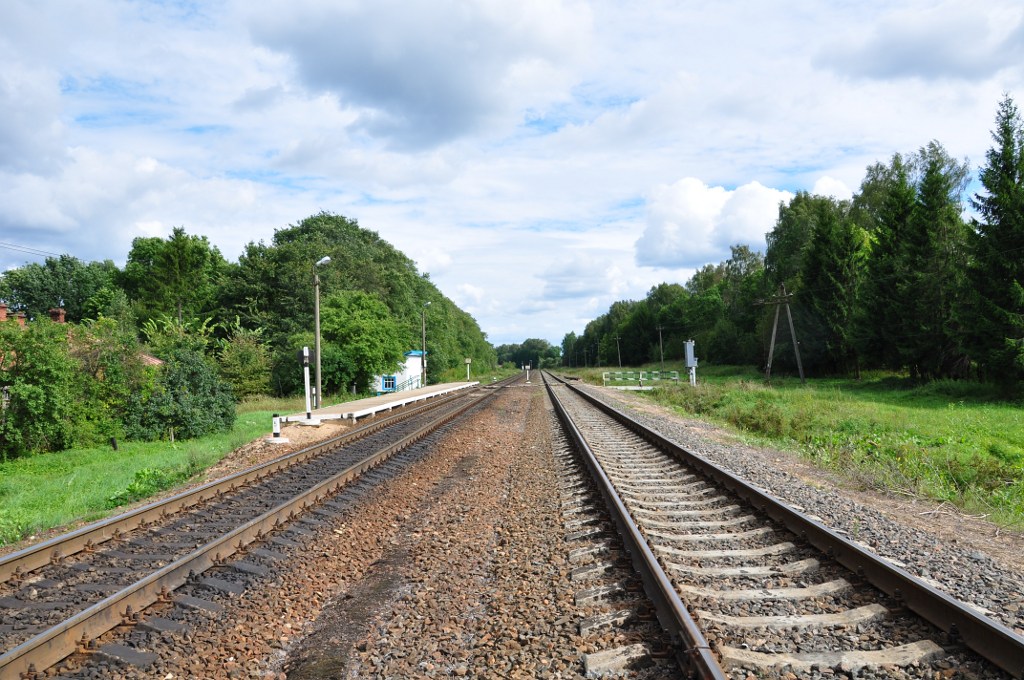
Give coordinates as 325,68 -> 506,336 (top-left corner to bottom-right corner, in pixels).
0,410 -> 279,547
565,363 -> 1024,528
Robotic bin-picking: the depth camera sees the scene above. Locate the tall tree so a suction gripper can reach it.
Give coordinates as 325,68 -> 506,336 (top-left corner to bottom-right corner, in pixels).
854,153 -> 917,369
765,192 -> 824,293
900,142 -> 970,378
560,331 -> 578,367
120,228 -> 225,326
798,197 -> 867,374
319,290 -> 406,392
964,95 -> 1024,385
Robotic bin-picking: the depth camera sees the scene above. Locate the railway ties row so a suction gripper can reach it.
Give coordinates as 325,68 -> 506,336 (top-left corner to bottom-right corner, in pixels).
552,422 -> 678,678
546,376 -> 1012,679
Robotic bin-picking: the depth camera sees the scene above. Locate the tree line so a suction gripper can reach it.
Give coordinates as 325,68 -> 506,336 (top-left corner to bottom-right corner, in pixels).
495,338 -> 562,371
563,96 -> 1024,390
0,213 -> 497,458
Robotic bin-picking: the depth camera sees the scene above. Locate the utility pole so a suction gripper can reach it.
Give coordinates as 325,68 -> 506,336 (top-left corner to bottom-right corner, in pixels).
657,325 -> 665,370
613,335 -> 622,368
421,301 -> 431,387
313,256 -> 331,409
756,284 -> 805,383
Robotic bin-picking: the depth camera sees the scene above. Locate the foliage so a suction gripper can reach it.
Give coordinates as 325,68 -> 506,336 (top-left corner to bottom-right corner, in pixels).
106,464 -> 197,508
69,317 -> 150,442
0,211 -> 497,456
854,153 -> 917,370
568,246 -> 767,372
0,320 -> 81,458
900,142 -> 971,378
797,196 -> 867,374
320,290 -> 406,391
0,255 -> 117,323
119,227 -> 227,325
963,95 -> 1024,387
496,338 -> 560,369
84,286 -> 137,333
141,314 -> 219,357
220,212 -> 496,397
217,321 -> 272,399
123,348 -> 236,441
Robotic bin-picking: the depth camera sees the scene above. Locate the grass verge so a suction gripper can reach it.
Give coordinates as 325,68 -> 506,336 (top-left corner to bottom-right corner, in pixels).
567,364 -> 1024,528
0,409 -> 281,547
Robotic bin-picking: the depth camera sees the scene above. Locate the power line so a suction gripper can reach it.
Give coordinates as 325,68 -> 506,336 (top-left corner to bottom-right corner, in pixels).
0,241 -> 63,259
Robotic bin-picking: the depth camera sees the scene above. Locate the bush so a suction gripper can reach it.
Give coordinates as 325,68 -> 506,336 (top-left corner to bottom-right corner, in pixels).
0,321 -> 80,459
123,348 -> 236,441
218,327 -> 271,399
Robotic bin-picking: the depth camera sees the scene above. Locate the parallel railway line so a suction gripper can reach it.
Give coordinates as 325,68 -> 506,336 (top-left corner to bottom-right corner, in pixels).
544,371 -> 1024,679
0,377 -> 513,680
2,369 -> 1020,678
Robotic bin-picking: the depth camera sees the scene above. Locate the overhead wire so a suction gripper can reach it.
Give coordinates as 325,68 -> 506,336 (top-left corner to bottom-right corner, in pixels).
0,241 -> 63,259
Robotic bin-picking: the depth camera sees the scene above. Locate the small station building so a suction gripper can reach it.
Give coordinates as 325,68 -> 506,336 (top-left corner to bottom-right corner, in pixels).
375,350 -> 425,394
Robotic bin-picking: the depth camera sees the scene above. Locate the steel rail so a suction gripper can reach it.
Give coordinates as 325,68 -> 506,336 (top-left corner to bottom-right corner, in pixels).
543,374 -> 727,680
554,373 -> 1024,680
0,388 -> 474,585
0,379 -> 505,680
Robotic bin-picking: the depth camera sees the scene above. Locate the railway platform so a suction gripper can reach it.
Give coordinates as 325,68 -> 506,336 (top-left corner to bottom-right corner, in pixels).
281,381 -> 480,426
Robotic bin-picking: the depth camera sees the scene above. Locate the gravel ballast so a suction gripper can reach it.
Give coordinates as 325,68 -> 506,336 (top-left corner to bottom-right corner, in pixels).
47,380 -> 1023,678
582,384 -> 1024,638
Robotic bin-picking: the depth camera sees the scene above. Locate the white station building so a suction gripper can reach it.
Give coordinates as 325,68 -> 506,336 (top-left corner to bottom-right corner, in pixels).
375,350 -> 425,394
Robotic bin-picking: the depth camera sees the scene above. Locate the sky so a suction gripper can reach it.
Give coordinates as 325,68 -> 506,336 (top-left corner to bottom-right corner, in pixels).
1,1 -> 1022,346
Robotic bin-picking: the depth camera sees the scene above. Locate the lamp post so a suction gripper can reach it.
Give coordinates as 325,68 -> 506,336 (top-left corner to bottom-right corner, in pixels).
313,256 -> 331,409
421,301 -> 431,387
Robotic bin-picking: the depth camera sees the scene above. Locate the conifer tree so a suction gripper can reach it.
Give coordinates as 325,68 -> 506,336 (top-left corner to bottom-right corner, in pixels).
798,198 -> 866,374
965,96 -> 1024,386
854,154 -> 916,370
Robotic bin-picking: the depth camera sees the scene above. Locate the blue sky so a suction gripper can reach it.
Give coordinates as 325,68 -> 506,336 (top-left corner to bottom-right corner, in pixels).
1,0 -> 1022,345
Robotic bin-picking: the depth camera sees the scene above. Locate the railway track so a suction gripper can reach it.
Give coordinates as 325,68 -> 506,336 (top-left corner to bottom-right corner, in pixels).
544,372 -> 1024,679
0,377 -> 514,680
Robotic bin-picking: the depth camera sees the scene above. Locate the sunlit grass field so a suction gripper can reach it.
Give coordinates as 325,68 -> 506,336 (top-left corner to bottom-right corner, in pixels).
566,363 -> 1024,528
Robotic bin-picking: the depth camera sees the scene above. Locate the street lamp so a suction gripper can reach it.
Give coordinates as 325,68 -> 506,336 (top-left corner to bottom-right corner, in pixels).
314,256 -> 331,409
420,301 -> 431,387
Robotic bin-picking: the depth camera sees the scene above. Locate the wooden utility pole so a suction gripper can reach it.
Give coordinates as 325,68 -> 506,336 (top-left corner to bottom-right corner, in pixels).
613,335 -> 622,367
657,325 -> 665,369
757,284 -> 805,383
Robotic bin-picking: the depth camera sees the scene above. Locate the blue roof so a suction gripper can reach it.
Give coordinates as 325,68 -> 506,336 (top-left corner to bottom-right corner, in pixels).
405,350 -> 426,357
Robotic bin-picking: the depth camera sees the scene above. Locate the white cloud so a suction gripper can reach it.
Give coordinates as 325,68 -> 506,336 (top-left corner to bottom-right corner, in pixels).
817,3 -> 1024,81
0,60 -> 65,173
244,0 -> 591,149
635,179 -> 792,268
811,176 -> 854,200
539,253 -> 618,301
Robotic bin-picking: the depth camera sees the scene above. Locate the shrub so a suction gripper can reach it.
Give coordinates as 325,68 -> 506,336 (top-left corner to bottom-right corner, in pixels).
218,327 -> 271,399
0,321 -> 80,459
123,348 -> 236,441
